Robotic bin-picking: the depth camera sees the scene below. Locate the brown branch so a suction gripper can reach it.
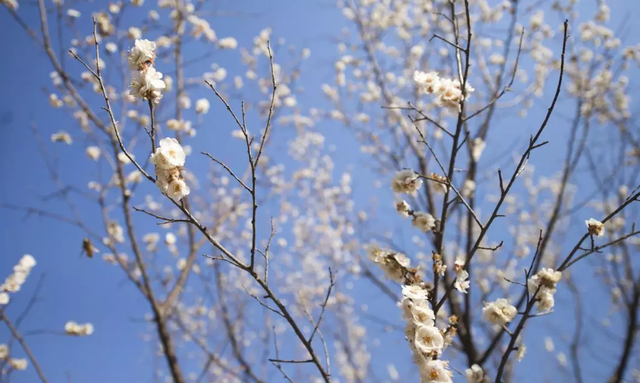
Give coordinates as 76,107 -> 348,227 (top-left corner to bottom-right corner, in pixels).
0,310 -> 49,383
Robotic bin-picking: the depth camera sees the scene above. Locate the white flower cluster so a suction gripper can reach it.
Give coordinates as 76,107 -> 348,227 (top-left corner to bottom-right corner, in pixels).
413,70 -> 475,111
128,39 -> 165,103
528,268 -> 562,311
0,343 -> 28,371
64,321 -> 94,336
0,255 -> 37,306
400,285 -> 453,383
367,246 -> 411,283
151,138 -> 190,202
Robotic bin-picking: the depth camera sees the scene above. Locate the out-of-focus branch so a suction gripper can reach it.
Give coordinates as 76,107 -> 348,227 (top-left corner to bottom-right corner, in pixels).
0,310 -> 49,383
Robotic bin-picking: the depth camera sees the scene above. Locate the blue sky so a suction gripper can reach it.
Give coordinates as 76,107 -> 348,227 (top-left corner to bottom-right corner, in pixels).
1,0 -> 639,382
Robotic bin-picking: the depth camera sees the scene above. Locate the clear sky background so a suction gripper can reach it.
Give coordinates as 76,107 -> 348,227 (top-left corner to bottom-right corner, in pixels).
1,0 -> 639,382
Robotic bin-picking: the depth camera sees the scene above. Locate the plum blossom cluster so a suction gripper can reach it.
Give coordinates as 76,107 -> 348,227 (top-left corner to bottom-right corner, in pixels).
0,255 -> 36,306
128,39 -> 165,103
391,170 -> 436,233
453,258 -> 470,294
367,246 -> 413,283
401,285 -> 454,383
413,70 -> 475,111
151,138 -> 190,202
528,268 -> 562,312
64,321 -> 94,336
0,344 -> 27,371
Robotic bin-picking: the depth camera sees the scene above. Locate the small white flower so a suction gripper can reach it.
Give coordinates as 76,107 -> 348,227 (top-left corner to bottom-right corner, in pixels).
412,212 -> 436,233
86,146 -> 101,161
528,268 -> 562,309
421,359 -> 453,382
8,358 -> 27,371
471,138 -> 486,161
0,344 -> 8,359
391,169 -> 422,194
105,42 -> 118,54
516,343 -> 527,361
195,98 -> 210,114
51,131 -> 72,144
537,290 -> 555,311
0,293 -> 9,305
395,200 -> 411,217
218,37 -> 238,49
413,70 -> 441,94
128,27 -> 142,40
151,138 -> 186,169
454,269 -> 470,293
167,179 -> 190,202
49,93 -> 63,107
165,232 -> 177,245
402,285 -> 428,302
414,325 -> 444,354
19,255 -> 36,269
129,67 -> 166,103
482,298 -> 517,326
585,218 -> 605,237
465,364 -> 489,383
67,9 -> 81,18
411,305 -> 435,326
127,39 -> 157,70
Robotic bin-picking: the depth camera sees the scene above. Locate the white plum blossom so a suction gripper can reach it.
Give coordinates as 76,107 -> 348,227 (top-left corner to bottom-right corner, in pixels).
51,131 -> 72,144
465,364 -> 490,383
86,146 -> 101,161
166,179 -> 191,202
421,359 -> 453,382
0,293 -> 8,305
402,284 -> 429,302
414,325 -> 444,355
392,169 -> 422,194
471,138 -> 486,161
411,305 -> 436,326
414,70 -> 440,93
195,98 -> 210,114
151,138 -> 186,169
482,298 -> 517,326
105,42 -> 117,54
49,93 -> 63,107
412,212 -> 436,233
1,255 -> 36,295
129,67 -> 166,103
64,321 -> 94,336
128,39 -> 156,70
218,37 -> 238,49
165,232 -> 177,245
529,268 -> 562,311
516,343 -> 527,361
395,200 -> 411,217
8,358 -> 27,371
585,218 -> 605,237
0,344 -> 7,359
454,269 -> 470,293
414,70 -> 474,111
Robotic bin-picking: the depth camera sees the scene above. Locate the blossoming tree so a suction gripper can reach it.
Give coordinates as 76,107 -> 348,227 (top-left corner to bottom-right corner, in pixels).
1,0 -> 639,382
